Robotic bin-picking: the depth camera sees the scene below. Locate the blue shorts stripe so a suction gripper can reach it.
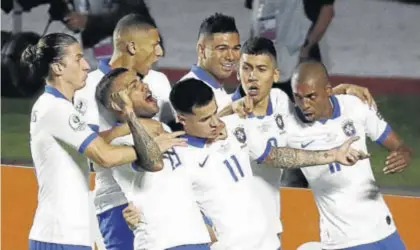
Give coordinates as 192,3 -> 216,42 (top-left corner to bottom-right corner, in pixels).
97,203 -> 134,250
29,240 -> 91,250
342,231 -> 405,250
166,243 -> 210,250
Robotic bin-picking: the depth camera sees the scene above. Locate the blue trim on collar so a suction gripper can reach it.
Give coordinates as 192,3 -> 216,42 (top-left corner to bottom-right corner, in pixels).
191,65 -> 222,89
181,134 -> 207,148
98,58 -> 112,74
44,85 -> 69,101
319,95 -> 341,124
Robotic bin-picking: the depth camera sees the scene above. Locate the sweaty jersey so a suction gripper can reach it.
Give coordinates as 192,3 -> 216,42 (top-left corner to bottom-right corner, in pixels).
110,126 -> 210,250
180,65 -> 232,110
29,85 -> 98,246
171,115 -> 280,250
287,95 -> 396,249
231,88 -> 300,236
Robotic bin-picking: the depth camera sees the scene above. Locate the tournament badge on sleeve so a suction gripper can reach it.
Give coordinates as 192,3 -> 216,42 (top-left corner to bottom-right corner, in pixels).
342,120 -> 356,137
275,114 -> 284,130
74,98 -> 87,115
69,113 -> 87,131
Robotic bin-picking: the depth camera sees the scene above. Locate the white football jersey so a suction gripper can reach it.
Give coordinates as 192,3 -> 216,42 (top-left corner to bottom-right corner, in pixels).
287,95 -> 396,249
172,115 -> 280,250
232,88 -> 300,236
74,60 -> 125,214
74,59 -> 175,214
29,85 -> 98,246
110,127 -> 211,250
180,65 -> 232,110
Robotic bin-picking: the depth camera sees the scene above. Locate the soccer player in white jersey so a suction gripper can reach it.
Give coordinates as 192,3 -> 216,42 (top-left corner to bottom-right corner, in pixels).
179,13 -> 241,110
168,78 -> 367,250
95,68 -> 211,250
24,33 -> 163,250
288,61 -> 411,250
73,14 -> 173,250
224,36 -> 378,247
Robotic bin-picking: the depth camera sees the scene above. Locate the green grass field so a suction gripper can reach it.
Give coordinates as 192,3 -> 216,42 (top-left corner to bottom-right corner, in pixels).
1,95 -> 419,188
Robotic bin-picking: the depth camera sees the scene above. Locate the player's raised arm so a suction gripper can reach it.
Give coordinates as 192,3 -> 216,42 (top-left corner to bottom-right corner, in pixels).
257,136 -> 369,168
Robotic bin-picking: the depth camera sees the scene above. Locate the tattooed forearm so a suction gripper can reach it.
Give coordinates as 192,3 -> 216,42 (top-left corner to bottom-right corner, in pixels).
127,111 -> 163,171
264,147 -> 336,168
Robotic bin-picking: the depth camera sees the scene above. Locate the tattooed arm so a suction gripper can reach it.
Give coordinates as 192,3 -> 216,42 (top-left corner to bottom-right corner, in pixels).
262,136 -> 369,168
126,110 -> 164,172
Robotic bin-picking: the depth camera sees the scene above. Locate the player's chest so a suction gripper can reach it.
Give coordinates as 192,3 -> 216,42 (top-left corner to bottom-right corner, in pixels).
246,114 -> 291,147
199,141 -> 254,188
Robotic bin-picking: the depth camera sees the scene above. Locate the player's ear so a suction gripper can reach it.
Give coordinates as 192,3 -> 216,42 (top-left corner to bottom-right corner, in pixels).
126,41 -> 136,56
50,62 -> 63,76
177,114 -> 186,126
197,40 -> 206,60
326,83 -> 333,95
273,67 -> 280,82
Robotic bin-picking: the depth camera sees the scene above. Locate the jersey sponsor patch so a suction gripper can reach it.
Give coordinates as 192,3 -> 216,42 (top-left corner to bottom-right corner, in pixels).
74,98 -> 87,114
342,120 -> 356,137
69,113 -> 87,131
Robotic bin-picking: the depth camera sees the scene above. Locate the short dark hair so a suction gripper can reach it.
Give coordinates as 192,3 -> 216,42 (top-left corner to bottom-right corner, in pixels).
241,36 -> 277,61
96,68 -> 129,108
114,13 -> 157,37
170,78 -> 214,114
21,33 -> 78,80
198,13 -> 238,39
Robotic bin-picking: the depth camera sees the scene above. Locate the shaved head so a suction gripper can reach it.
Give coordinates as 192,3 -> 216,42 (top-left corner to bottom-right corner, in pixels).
292,61 -> 333,122
291,60 -> 330,90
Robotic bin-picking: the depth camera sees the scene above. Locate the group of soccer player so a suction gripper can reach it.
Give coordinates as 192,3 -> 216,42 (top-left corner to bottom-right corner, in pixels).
25,11 -> 412,250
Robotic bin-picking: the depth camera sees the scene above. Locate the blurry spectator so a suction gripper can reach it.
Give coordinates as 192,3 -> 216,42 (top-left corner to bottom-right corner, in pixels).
301,0 -> 335,62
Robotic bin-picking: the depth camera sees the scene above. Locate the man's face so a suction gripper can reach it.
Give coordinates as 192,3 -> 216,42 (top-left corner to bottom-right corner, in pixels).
132,28 -> 163,75
110,70 -> 159,118
60,42 -> 90,90
179,98 -> 223,139
239,53 -> 279,103
293,79 -> 331,122
199,32 -> 241,80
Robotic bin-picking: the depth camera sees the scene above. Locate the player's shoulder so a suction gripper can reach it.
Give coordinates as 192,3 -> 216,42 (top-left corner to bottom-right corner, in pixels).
221,114 -> 245,130
179,70 -> 196,82
144,70 -> 170,82
75,69 -> 104,98
270,88 -> 294,114
334,94 -> 369,117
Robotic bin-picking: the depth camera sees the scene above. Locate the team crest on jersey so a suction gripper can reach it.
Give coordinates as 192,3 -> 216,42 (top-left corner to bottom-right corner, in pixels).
275,114 -> 284,130
69,114 -> 87,131
233,127 -> 247,144
342,120 -> 356,137
74,98 -> 87,114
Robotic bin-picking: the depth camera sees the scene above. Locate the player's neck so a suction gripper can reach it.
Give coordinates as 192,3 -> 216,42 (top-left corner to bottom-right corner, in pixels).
109,53 -> 135,71
252,96 -> 270,116
46,79 -> 75,101
319,100 -> 334,120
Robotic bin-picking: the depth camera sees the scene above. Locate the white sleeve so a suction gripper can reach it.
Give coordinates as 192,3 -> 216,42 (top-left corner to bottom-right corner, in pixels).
363,103 -> 391,144
74,80 -> 100,132
43,101 -> 98,153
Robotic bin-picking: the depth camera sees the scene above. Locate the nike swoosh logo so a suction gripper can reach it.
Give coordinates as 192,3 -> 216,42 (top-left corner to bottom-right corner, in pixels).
301,140 -> 315,148
199,155 -> 209,168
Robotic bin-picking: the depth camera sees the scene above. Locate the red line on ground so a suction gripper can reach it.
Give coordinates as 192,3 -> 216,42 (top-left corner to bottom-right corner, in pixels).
159,68 -> 420,95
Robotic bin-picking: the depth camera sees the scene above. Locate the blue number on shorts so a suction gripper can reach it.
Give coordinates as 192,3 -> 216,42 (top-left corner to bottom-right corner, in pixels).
164,148 -> 181,169
328,163 -> 341,174
223,155 -> 244,182
267,137 -> 278,148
